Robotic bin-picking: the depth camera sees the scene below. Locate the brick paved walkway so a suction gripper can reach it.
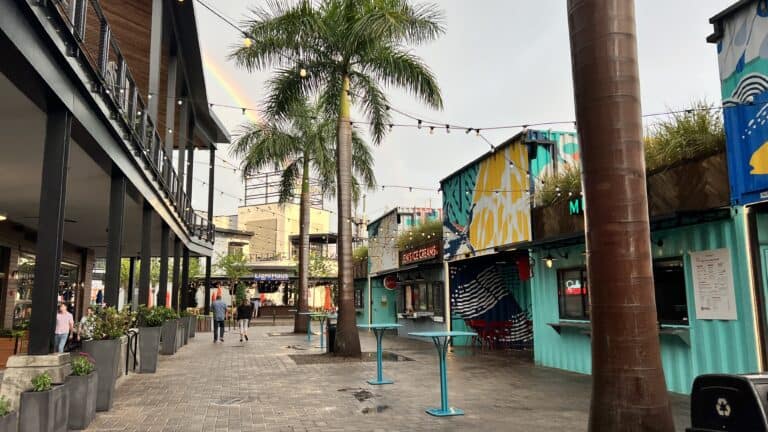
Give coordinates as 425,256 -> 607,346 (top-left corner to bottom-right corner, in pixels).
86,325 -> 691,431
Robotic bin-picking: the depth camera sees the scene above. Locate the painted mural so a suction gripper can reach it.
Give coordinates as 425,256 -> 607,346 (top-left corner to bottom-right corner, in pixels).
442,136 -> 531,258
716,1 -> 768,204
368,210 -> 399,274
527,129 -> 580,179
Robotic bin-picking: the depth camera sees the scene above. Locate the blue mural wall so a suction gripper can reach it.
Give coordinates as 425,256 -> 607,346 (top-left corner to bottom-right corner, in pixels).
715,0 -> 768,204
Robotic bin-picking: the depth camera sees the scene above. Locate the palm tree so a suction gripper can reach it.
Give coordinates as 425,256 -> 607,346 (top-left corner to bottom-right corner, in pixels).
231,99 -> 376,335
231,0 -> 444,356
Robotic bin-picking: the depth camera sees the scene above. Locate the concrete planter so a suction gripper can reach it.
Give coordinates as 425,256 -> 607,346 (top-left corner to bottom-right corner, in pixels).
187,316 -> 196,338
81,339 -> 120,412
0,411 -> 18,432
181,319 -> 189,345
138,327 -> 161,373
160,320 -> 178,355
19,383 -> 69,432
65,372 -> 97,430
176,322 -> 185,349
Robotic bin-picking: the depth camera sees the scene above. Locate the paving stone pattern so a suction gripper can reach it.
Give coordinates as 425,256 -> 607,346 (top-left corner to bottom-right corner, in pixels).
85,325 -> 691,431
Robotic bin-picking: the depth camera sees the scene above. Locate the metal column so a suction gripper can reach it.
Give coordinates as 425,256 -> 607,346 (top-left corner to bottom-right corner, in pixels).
104,167 -> 126,307
172,236 -> 181,311
158,223 -> 169,307
204,148 -> 215,315
138,201 -> 152,306
29,103 -> 72,355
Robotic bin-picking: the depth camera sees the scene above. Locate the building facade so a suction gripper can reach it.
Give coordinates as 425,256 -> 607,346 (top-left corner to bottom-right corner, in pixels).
0,0 -> 228,353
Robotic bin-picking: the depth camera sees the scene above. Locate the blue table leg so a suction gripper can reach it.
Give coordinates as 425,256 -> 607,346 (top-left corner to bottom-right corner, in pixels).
368,328 -> 393,385
319,317 -> 326,350
426,336 -> 463,416
307,318 -> 312,342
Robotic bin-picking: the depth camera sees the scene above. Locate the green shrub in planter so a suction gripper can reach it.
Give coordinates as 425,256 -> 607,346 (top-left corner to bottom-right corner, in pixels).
20,372 -> 68,432
31,372 -> 52,392
66,354 -> 98,430
81,307 -> 131,412
0,394 -> 15,432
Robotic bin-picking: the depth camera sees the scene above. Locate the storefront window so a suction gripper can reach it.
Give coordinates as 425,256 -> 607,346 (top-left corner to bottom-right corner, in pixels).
558,268 -> 589,320
399,279 -> 444,318
653,259 -> 688,325
556,259 -> 689,325
13,254 -> 79,329
354,287 -> 363,309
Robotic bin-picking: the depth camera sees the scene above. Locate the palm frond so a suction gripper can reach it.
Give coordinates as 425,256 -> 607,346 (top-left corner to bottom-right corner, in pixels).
230,122 -> 302,179
278,159 -> 302,204
351,0 -> 445,46
359,44 -> 443,110
348,72 -> 390,144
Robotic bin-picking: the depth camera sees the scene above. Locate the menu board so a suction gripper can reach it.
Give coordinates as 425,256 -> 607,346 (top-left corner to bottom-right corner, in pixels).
690,248 -> 737,320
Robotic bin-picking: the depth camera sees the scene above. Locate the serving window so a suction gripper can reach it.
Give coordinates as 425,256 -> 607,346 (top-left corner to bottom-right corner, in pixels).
398,280 -> 444,318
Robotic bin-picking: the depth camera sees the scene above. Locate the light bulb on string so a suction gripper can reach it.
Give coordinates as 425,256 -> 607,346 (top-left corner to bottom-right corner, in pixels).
417,120 -> 422,129
429,126 -> 434,135
299,68 -> 307,78
243,37 -> 253,48
445,124 -> 450,134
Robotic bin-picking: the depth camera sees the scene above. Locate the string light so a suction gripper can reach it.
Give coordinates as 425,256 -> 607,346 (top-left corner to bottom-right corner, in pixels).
299,68 -> 307,78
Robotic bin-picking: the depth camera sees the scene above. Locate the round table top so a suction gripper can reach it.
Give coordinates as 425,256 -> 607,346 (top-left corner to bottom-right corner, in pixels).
357,323 -> 403,329
408,331 -> 477,338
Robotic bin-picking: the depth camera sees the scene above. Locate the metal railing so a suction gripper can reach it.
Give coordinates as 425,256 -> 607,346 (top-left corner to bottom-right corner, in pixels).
40,0 -> 215,244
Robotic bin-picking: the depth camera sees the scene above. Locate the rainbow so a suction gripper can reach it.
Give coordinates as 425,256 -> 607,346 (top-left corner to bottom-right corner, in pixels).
202,52 -> 261,124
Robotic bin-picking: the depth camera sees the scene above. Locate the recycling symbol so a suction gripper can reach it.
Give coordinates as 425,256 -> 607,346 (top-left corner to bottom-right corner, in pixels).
716,397 -> 732,417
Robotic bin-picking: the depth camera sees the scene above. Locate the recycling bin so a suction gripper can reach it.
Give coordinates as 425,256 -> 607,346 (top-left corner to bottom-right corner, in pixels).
687,374 -> 768,432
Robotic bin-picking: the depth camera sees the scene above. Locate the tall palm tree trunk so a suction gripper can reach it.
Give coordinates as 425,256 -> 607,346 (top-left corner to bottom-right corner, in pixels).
334,75 -> 362,357
567,1 -> 674,430
295,155 -> 311,333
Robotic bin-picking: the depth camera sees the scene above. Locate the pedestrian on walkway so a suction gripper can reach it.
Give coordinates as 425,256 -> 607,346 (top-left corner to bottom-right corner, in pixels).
236,299 -> 253,342
54,303 -> 74,353
212,294 -> 227,343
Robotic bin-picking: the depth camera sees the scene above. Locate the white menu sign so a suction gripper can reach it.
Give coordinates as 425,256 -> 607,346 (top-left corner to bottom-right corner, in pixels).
690,248 -> 737,320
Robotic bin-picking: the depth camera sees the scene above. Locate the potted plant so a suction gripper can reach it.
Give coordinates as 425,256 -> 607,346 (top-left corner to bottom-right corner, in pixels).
64,353 -> 97,430
0,395 -> 17,432
19,372 -> 69,432
183,310 -> 197,339
81,307 -> 130,412
135,306 -> 163,373
159,307 -> 179,355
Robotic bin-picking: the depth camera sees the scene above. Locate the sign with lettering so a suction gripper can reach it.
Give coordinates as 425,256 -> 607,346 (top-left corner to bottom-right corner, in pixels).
400,241 -> 441,266
690,248 -> 737,320
383,276 -> 398,290
253,272 -> 290,281
568,197 -> 583,216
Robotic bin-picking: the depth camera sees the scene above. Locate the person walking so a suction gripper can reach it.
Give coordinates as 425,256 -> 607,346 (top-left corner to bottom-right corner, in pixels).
236,299 -> 253,342
212,294 -> 228,343
54,303 -> 74,353
77,306 -> 95,341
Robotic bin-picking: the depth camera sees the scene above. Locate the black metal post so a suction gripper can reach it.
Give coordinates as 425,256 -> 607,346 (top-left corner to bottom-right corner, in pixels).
176,102 -> 188,206
147,0 -> 163,120
204,147 -> 215,315
138,201 -> 152,306
172,237 -> 181,311
181,248 -> 190,311
104,167 -> 125,307
29,103 -> 72,355
127,257 -> 136,307
158,223 -> 169,307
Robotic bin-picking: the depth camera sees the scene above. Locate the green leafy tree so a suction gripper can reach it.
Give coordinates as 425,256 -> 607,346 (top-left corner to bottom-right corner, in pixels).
232,0 -> 444,356
214,251 -> 249,304
231,98 -> 375,334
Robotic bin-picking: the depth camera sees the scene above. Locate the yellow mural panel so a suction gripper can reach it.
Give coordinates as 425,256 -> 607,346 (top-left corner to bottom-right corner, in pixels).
468,143 -> 531,250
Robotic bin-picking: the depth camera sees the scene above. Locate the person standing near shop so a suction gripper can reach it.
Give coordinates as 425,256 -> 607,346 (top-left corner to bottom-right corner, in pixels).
236,299 -> 253,342
54,303 -> 74,353
211,294 -> 228,343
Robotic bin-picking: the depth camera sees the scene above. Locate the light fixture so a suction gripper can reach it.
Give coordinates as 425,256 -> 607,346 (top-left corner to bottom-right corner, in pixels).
544,253 -> 556,268
299,68 -> 307,78
0,213 -> 6,222
243,37 -> 253,48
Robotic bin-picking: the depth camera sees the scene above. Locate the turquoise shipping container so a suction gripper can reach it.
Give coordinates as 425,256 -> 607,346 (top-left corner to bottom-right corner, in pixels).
530,208 -> 760,394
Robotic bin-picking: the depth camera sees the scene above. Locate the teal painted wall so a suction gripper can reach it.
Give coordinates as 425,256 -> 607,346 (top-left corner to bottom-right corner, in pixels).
370,277 -> 397,324
531,211 -> 759,394
355,279 -> 368,326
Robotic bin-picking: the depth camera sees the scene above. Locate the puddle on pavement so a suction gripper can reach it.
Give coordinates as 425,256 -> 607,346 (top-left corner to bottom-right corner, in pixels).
361,405 -> 389,414
285,345 -> 309,350
289,351 -> 413,365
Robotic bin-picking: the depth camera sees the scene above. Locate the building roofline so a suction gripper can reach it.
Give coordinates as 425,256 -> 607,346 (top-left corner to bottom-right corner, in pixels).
215,227 -> 253,236
707,0 -> 752,43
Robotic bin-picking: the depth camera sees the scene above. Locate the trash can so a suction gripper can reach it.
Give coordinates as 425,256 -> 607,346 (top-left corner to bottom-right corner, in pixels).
687,374 -> 768,432
327,321 -> 337,353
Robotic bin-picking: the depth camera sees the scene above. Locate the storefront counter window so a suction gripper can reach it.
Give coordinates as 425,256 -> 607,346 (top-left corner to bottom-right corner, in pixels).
556,258 -> 688,325
399,281 -> 443,318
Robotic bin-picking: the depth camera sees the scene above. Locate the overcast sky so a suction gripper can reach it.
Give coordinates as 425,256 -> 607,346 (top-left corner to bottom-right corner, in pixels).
193,0 -> 732,221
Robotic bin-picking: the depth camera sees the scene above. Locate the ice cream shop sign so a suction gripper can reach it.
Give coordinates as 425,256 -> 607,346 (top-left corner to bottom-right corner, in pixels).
400,241 -> 441,266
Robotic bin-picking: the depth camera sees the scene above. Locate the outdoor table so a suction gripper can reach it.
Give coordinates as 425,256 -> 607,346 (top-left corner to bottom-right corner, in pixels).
408,331 -> 477,417
357,323 -> 402,385
314,312 -> 331,350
